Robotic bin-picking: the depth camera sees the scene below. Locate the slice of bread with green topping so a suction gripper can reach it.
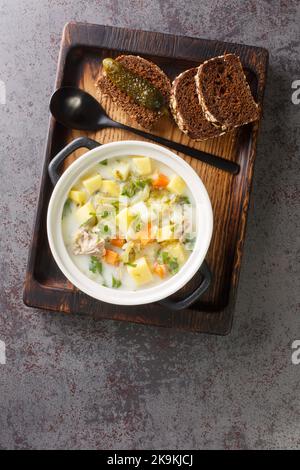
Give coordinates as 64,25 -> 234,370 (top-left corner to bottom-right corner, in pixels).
96,55 -> 171,130
196,53 -> 259,129
170,67 -> 226,141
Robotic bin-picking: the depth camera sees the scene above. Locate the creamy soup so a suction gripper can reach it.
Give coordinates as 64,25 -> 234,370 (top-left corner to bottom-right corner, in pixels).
62,155 -> 196,291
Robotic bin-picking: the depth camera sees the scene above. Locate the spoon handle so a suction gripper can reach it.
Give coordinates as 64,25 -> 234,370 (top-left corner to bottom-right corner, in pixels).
111,122 -> 239,175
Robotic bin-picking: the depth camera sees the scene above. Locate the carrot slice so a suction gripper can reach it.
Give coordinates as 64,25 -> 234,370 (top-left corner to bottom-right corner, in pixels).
104,249 -> 119,265
110,238 -> 126,248
153,262 -> 167,278
152,173 -> 169,188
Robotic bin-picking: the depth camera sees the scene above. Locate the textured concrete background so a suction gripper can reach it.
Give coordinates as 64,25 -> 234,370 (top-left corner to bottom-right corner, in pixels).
0,0 -> 299,450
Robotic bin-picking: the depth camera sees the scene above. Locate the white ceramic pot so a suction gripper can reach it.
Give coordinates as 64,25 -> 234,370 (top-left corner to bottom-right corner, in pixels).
47,138 -> 213,309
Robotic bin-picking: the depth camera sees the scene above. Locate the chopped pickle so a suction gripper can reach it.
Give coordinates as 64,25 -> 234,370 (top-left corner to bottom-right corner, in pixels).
102,58 -> 165,111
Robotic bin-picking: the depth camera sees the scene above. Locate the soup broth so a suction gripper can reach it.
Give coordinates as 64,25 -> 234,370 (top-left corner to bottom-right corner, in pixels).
62,155 -> 196,291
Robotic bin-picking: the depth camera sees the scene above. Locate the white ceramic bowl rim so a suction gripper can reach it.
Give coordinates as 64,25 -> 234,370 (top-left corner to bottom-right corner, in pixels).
47,140 -> 213,306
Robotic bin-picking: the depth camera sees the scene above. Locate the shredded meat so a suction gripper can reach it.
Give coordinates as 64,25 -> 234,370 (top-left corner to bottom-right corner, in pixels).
72,228 -> 106,257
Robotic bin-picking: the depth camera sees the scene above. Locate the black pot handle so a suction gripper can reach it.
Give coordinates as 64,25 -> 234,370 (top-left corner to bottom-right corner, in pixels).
48,137 -> 101,185
158,260 -> 212,311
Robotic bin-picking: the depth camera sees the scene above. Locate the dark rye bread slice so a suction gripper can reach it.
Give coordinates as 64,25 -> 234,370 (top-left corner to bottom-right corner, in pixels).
196,54 -> 260,129
96,55 -> 171,130
170,68 -> 226,141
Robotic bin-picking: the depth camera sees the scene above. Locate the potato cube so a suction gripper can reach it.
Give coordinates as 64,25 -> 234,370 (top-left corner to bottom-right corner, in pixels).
112,163 -> 130,181
82,174 -> 102,194
132,157 -> 152,175
167,175 -> 186,195
156,225 -> 176,242
69,190 -> 86,205
101,180 -> 120,197
127,257 -> 153,286
164,242 -> 186,265
76,201 -> 96,225
116,207 -> 133,236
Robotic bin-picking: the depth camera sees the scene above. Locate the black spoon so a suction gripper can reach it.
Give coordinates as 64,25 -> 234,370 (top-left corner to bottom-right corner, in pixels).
50,86 -> 239,175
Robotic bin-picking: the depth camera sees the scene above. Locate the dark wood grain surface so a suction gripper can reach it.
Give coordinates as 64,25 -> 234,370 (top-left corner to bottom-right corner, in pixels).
23,22 -> 268,334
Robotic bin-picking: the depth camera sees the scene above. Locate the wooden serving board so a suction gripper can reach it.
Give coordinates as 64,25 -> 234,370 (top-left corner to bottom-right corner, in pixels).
23,22 -> 268,335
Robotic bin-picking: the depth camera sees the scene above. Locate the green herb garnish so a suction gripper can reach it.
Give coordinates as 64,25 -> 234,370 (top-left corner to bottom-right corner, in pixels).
101,210 -> 109,218
161,252 -> 169,264
168,258 -> 179,274
100,224 -> 111,236
161,251 -> 179,274
112,276 -> 122,288
121,182 -> 137,198
176,195 -> 191,205
100,159 -> 108,166
135,179 -> 151,189
89,256 -> 103,274
124,262 -> 137,267
183,234 -> 196,250
121,178 -> 151,198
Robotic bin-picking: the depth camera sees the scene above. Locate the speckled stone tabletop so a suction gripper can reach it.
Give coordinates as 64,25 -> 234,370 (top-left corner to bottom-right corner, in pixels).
0,0 -> 299,450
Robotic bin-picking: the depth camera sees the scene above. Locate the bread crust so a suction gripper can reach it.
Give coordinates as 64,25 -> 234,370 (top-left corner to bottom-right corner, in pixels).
196,54 -> 259,129
170,68 -> 226,141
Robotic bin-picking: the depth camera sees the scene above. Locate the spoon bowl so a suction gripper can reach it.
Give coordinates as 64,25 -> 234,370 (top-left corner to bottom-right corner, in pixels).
50,87 -> 105,131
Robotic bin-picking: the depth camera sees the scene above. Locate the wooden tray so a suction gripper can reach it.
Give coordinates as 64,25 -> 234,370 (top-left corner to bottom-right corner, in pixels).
23,22 -> 268,335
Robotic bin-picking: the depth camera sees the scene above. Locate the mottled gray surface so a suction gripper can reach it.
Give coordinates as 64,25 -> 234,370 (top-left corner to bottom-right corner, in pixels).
0,0 -> 299,450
